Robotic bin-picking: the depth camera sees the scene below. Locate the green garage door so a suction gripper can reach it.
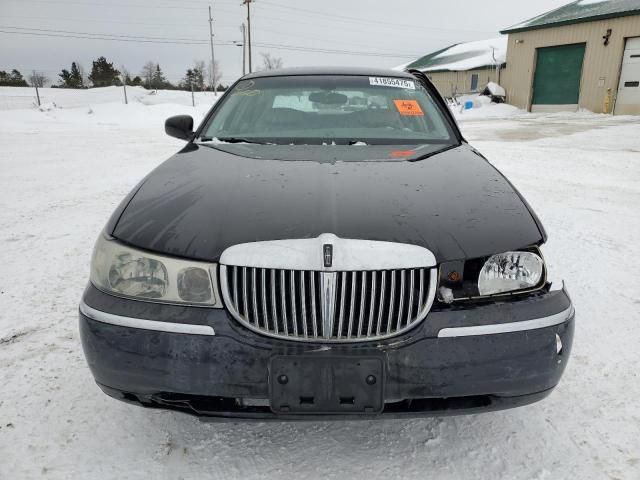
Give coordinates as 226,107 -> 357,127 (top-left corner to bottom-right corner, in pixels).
532,43 -> 586,112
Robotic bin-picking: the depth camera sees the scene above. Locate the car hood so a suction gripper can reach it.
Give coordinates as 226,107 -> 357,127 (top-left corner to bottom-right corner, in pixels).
110,143 -> 544,263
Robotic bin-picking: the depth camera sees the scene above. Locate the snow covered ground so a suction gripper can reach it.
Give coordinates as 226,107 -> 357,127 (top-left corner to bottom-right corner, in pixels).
1,89 -> 639,479
0,85 -> 221,110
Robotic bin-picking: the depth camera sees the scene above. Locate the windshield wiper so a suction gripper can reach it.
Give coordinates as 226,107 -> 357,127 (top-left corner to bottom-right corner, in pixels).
408,143 -> 460,162
200,136 -> 273,145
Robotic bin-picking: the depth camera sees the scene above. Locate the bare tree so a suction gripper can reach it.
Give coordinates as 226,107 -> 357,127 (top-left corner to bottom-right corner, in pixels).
260,53 -> 283,71
28,70 -> 49,88
193,60 -> 207,90
76,62 -> 88,87
140,61 -> 157,89
207,59 -> 222,91
120,65 -> 131,85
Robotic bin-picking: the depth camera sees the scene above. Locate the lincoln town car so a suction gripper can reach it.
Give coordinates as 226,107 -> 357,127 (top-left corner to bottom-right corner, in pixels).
79,67 -> 574,419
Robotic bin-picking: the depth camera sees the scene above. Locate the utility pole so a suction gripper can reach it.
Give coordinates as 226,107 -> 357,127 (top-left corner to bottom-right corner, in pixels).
241,23 -> 247,75
242,0 -> 253,73
208,4 -> 217,96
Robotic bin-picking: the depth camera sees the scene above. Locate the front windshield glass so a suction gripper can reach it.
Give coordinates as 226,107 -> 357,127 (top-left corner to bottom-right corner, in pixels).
201,75 -> 457,146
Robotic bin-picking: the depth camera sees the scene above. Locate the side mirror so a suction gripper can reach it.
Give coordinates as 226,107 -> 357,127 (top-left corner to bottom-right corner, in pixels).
165,115 -> 194,140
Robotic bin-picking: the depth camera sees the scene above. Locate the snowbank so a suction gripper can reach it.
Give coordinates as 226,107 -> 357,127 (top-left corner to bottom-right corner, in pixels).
0,85 -> 222,111
452,94 -> 525,119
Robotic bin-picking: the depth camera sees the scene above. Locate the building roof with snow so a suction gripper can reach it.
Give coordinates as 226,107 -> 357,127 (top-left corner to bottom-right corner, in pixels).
501,0 -> 640,34
402,37 -> 507,73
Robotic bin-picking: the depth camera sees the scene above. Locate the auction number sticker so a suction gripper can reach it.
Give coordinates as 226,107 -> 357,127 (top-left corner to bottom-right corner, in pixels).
369,77 -> 415,89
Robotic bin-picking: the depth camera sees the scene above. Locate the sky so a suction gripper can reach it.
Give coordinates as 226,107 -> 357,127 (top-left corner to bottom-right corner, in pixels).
0,0 -> 572,86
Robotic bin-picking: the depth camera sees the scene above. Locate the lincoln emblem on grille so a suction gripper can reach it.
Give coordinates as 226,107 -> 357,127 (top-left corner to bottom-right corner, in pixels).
323,244 -> 333,268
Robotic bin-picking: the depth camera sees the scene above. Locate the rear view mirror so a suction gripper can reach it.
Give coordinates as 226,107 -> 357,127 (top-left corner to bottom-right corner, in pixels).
165,115 -> 194,140
309,91 -> 348,105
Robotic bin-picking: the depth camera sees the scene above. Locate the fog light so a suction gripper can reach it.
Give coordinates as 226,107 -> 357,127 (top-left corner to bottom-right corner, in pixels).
556,333 -> 563,355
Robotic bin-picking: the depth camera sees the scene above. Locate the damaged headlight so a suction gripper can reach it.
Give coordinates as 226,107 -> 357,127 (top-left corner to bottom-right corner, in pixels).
90,234 -> 220,306
478,251 -> 544,296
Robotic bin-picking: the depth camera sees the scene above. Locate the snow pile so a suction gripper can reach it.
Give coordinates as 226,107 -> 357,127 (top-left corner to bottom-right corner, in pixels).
0,85 -> 222,111
483,82 -> 506,97
37,102 -> 57,112
452,94 -> 524,119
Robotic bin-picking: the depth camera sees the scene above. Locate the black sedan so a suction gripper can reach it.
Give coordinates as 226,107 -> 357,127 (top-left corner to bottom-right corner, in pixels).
79,67 -> 574,419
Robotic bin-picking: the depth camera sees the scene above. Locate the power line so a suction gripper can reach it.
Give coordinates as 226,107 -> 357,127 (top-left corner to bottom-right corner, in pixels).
0,29 -> 208,45
228,5 -> 488,42
0,25 -> 207,42
1,14 -> 209,28
0,12 -> 467,46
258,0 -> 497,35
0,25 -> 421,58
2,0 -> 216,10
240,41 -> 418,58
0,28 -> 419,59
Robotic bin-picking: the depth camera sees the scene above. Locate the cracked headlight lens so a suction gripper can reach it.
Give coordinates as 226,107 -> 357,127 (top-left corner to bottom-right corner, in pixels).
478,251 -> 544,296
90,234 -> 220,306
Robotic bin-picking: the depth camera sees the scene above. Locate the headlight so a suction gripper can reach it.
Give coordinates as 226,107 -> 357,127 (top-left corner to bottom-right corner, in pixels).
478,251 -> 544,296
90,234 -> 220,306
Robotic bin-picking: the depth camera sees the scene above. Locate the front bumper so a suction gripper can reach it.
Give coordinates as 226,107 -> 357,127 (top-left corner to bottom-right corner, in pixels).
79,284 -> 574,419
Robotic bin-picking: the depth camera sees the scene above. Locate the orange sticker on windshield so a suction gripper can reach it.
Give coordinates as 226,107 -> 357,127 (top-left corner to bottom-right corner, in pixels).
393,99 -> 424,116
390,150 -> 415,158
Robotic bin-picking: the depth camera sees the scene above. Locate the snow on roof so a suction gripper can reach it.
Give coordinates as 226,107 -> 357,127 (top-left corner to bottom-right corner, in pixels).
502,0 -> 640,33
403,37 -> 507,73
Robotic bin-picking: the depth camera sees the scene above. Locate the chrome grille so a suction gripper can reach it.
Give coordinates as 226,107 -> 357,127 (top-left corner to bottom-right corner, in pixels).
220,266 -> 436,342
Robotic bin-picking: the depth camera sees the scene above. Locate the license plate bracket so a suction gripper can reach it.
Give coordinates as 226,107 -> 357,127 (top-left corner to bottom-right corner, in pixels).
269,356 -> 384,415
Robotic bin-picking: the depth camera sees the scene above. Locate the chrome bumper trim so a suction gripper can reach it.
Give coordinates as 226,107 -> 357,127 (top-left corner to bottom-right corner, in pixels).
437,305 -> 574,338
79,302 -> 215,336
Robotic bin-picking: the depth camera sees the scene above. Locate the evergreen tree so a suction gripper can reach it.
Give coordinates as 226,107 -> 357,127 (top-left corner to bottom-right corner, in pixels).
151,64 -> 166,89
58,62 -> 83,88
130,76 -> 142,86
182,68 -> 194,90
88,56 -> 120,87
10,69 -> 28,86
181,62 -> 206,91
0,69 -> 28,86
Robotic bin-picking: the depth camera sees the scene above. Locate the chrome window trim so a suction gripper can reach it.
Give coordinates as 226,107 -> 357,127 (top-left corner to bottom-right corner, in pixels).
437,305 -> 574,338
79,301 -> 216,336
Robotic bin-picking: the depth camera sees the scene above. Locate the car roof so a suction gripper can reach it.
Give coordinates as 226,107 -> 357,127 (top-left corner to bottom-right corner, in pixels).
242,66 -> 415,80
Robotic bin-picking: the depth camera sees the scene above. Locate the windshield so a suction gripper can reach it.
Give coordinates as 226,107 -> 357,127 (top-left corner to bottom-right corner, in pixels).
201,75 -> 457,146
